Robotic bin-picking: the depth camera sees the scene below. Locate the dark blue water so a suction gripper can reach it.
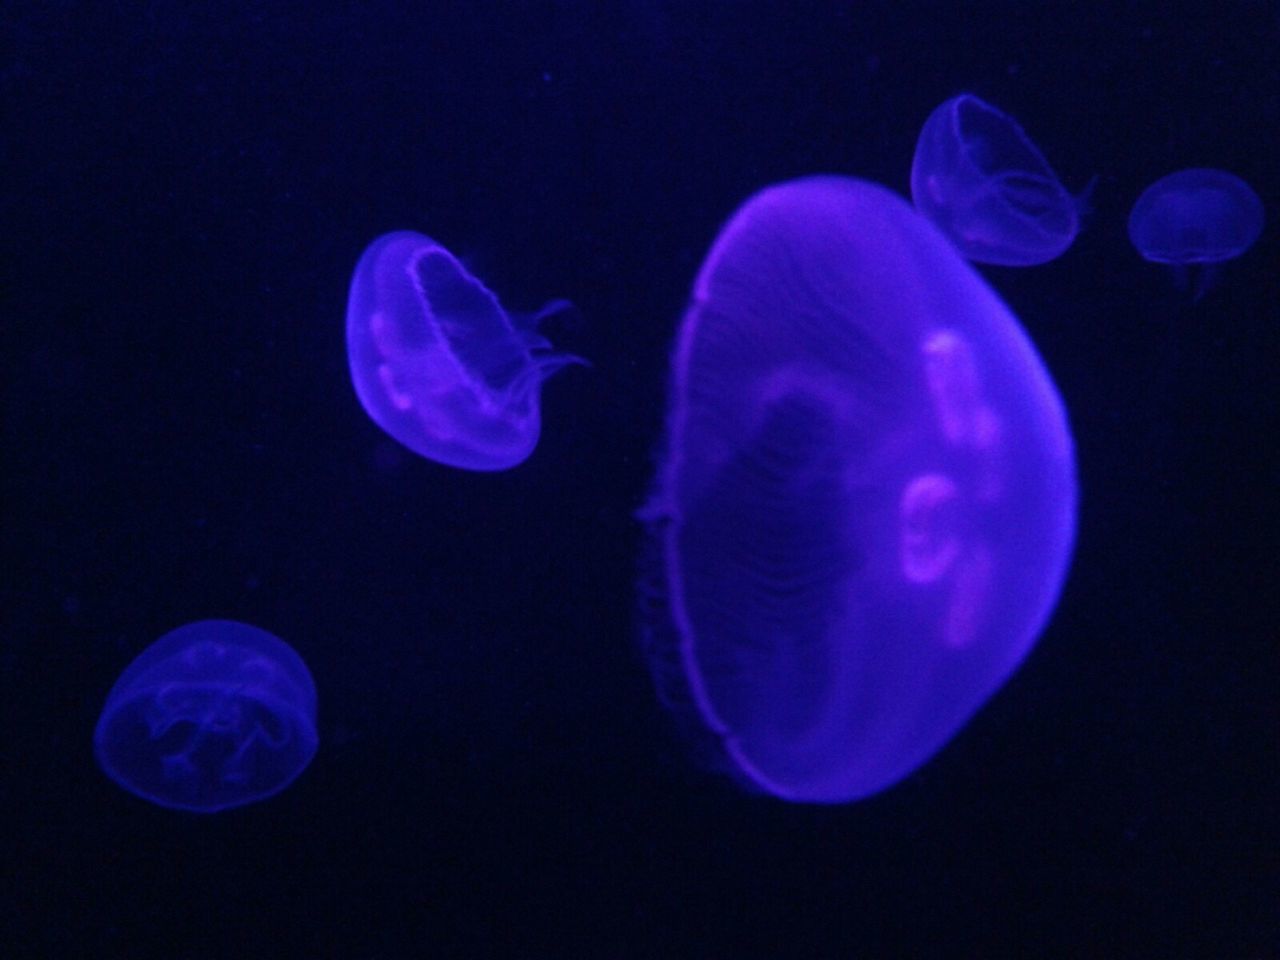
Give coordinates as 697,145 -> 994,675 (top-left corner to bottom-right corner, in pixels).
4,2 -> 1276,956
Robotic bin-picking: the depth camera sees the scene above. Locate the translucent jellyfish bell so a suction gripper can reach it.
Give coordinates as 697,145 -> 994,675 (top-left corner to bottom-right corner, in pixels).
346,231 -> 585,471
911,94 -> 1082,266
94,620 -> 319,813
1128,168 -> 1264,299
641,176 -> 1077,804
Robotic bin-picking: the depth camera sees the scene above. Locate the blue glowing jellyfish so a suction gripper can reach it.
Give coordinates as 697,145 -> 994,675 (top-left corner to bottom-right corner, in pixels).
911,94 -> 1081,266
641,176 -> 1077,804
94,620 -> 319,812
346,231 -> 585,471
1128,168 -> 1264,299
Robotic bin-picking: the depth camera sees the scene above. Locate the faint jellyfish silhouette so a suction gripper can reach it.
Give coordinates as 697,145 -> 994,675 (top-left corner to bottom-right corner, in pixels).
1128,168 -> 1264,300
346,231 -> 585,471
94,620 -> 318,812
911,93 -> 1082,265
640,176 -> 1077,804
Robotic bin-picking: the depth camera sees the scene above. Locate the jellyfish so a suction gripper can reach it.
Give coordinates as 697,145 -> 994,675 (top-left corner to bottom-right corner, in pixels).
94,620 -> 319,812
640,176 -> 1077,804
1128,168 -> 1264,300
910,94 -> 1082,266
346,230 -> 585,471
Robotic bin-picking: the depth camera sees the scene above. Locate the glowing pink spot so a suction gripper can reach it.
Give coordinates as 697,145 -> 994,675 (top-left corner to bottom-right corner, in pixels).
899,473 -> 961,584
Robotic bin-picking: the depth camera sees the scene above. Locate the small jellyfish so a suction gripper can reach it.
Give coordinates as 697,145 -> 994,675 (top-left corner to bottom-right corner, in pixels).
1128,168 -> 1264,299
911,93 -> 1082,266
346,231 -> 584,471
641,176 -> 1077,804
94,620 -> 318,812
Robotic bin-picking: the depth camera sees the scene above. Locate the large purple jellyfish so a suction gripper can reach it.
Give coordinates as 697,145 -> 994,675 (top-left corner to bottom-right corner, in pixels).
641,176 -> 1077,803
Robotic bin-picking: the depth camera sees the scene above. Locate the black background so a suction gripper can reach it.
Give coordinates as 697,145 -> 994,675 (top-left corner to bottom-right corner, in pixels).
4,2 -> 1277,957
